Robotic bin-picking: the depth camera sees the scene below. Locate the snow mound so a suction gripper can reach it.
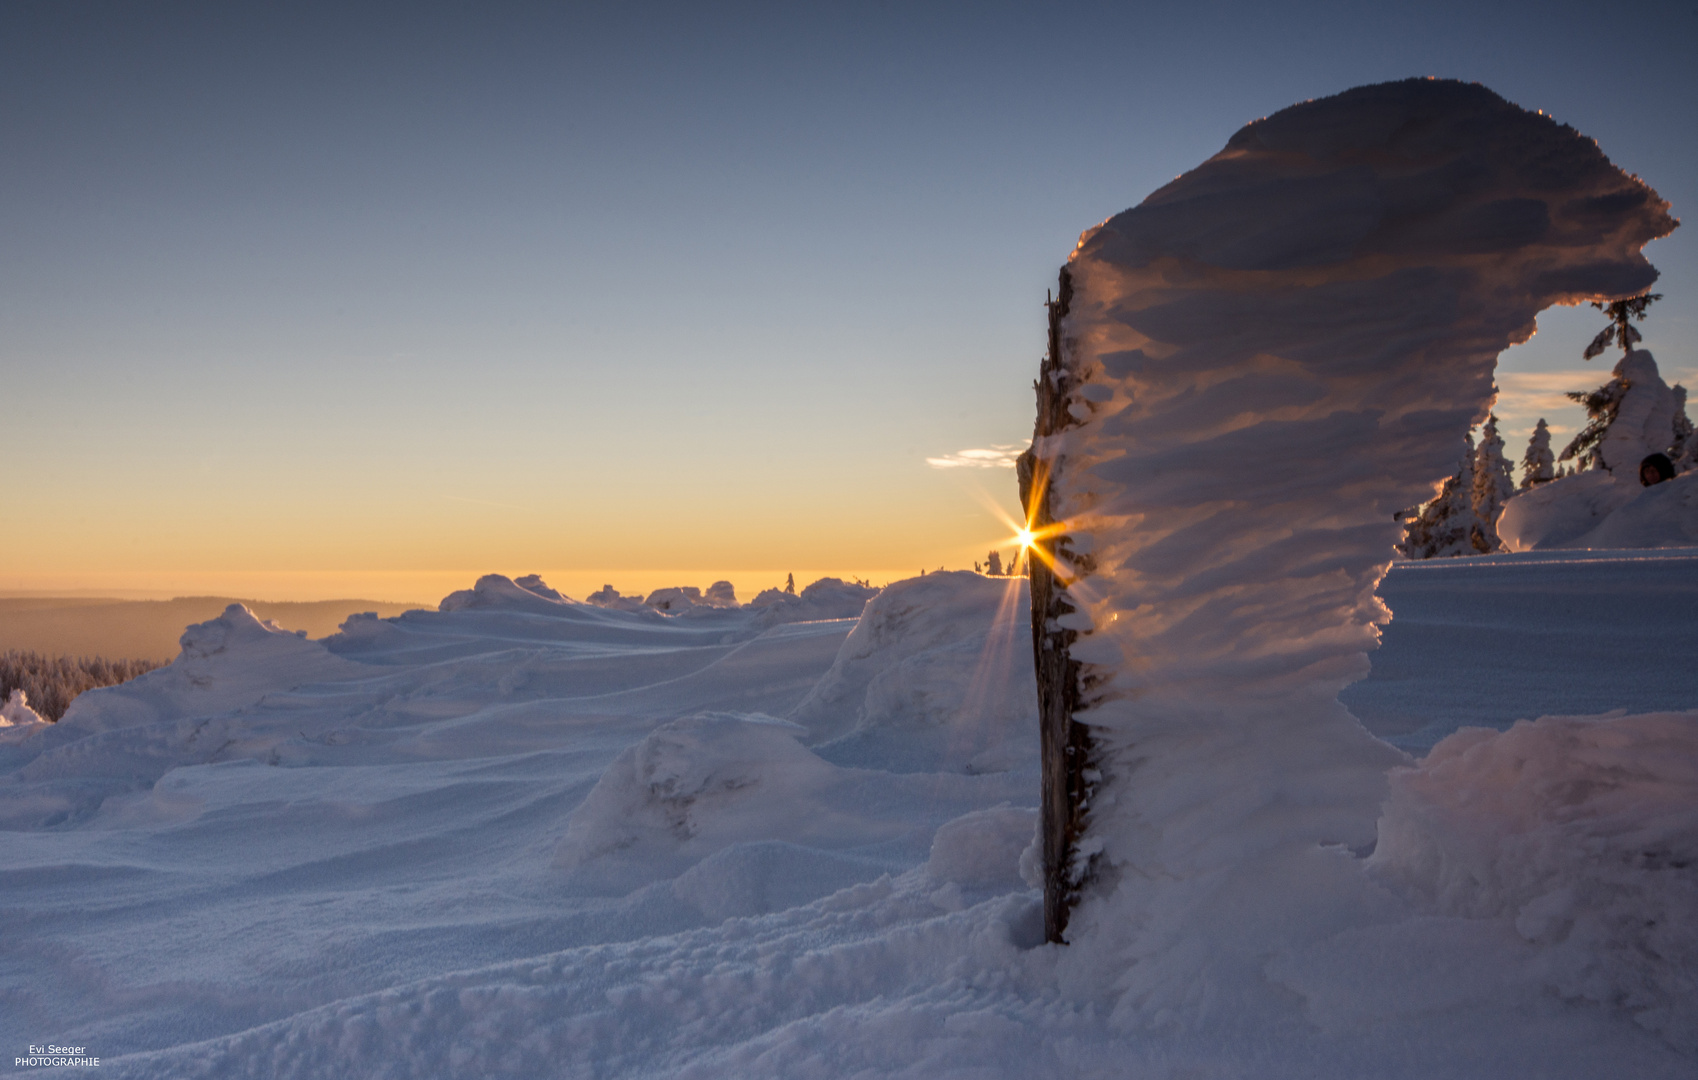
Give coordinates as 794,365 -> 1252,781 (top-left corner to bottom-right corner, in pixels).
55,604 -> 370,734
925,805 -> 1038,891
555,713 -> 886,894
792,571 -> 1037,772
584,583 -> 647,611
1372,711 -> 1698,1050
752,577 -> 878,627
1583,472 -> 1698,547
1501,468 -> 1698,550
512,573 -> 568,602
439,573 -> 576,613
643,585 -> 703,611
704,580 -> 738,607
1498,470 -> 1642,549
1033,76 -> 1675,1022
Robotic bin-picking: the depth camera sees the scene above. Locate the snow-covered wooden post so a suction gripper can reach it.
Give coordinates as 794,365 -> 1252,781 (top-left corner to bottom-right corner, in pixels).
1018,268 -> 1099,943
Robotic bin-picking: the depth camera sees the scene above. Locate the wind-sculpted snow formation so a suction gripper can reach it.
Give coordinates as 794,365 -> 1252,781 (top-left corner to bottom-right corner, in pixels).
1027,78 -> 1679,1024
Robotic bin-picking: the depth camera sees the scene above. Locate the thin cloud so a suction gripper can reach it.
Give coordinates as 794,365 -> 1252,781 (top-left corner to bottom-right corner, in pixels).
1493,370 -> 1605,418
926,444 -> 1027,470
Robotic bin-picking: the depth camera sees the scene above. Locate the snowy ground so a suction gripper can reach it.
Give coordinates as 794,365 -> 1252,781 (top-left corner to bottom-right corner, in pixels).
1343,549 -> 1698,751
1,558 -> 1693,1078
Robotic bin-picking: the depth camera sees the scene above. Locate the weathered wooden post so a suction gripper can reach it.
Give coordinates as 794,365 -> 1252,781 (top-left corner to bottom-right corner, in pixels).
1017,268 -> 1099,944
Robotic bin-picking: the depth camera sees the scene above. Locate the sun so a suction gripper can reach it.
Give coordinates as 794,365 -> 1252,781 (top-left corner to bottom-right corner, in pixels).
1015,527 -> 1036,549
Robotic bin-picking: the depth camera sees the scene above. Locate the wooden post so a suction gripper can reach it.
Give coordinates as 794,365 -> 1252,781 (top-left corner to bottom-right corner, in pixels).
1017,267 -> 1098,944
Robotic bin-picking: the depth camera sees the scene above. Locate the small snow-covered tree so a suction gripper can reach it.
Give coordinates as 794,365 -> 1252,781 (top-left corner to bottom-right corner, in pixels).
1519,418 -> 1555,489
1471,415 -> 1513,549
986,550 -> 1004,576
1560,292 -> 1695,475
1399,433 -> 1488,558
1582,292 -> 1660,361
784,573 -> 795,594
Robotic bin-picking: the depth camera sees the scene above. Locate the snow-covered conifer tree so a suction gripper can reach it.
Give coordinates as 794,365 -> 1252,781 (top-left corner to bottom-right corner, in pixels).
986,550 -> 1004,576
1582,292 -> 1659,360
1559,293 -> 1694,476
1471,414 -> 1514,549
1560,375 -> 1630,471
1519,419 -> 1555,489
1399,433 -> 1486,558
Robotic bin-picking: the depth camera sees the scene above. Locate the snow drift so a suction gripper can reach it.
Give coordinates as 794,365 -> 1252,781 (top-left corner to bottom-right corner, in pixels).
1371,711 -> 1698,1050
1028,76 -> 1678,1027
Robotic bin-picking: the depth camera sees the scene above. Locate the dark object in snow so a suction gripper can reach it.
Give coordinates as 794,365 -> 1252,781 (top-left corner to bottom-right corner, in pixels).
1018,267 -> 1100,945
1640,453 -> 1676,486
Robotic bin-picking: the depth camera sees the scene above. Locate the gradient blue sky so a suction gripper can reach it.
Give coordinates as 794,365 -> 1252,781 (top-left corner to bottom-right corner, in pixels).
4,0 -> 1694,601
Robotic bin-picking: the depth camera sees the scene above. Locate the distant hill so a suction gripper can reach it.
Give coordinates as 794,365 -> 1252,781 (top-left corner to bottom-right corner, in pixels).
0,597 -> 430,662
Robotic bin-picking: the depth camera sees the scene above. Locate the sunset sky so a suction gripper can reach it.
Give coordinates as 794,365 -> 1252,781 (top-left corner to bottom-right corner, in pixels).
4,0 -> 1695,603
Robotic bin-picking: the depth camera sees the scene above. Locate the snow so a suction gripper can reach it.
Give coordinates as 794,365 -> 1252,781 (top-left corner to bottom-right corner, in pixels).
791,571 -> 1035,769
0,555 -> 1693,1076
584,583 -> 648,612
1023,75 -> 1685,1058
1340,549 -> 1698,752
1498,469 -> 1643,548
1499,467 -> 1698,550
440,573 -> 579,613
1,79 -> 1694,1077
1372,711 -> 1698,1051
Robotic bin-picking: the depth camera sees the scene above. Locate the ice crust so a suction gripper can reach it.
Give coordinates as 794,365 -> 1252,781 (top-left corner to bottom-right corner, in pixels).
1033,77 -> 1678,1024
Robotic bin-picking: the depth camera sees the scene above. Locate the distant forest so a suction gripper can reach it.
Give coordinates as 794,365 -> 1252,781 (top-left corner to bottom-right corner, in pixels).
1,651 -> 163,722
